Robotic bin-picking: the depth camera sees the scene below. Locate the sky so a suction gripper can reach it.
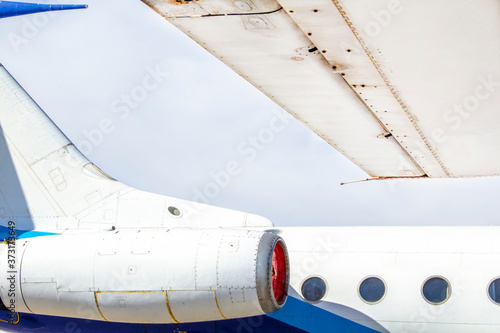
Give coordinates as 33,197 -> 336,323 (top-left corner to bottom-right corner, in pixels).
0,0 -> 499,227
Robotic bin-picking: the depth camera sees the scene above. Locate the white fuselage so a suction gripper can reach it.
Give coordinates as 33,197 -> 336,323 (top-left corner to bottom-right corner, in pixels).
279,226 -> 500,332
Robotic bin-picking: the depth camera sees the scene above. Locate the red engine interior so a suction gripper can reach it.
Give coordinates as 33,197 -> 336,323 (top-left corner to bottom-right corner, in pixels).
271,241 -> 287,304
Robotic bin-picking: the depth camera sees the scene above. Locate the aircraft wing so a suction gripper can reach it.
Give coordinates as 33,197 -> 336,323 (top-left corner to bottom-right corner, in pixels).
142,0 -> 500,179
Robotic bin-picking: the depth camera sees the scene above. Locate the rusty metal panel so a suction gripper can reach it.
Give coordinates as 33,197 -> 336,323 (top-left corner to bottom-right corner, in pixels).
143,3 -> 425,177
142,0 -> 280,17
337,0 -> 500,178
143,0 -> 500,178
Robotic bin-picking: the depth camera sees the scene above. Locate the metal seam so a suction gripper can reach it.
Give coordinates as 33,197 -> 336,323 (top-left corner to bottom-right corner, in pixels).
17,240 -> 33,314
338,75 -> 427,177
89,163 -> 115,180
162,7 -> 282,19
214,290 -> 227,319
0,312 -> 19,324
163,291 -> 180,323
93,292 -> 108,321
332,0 -> 451,177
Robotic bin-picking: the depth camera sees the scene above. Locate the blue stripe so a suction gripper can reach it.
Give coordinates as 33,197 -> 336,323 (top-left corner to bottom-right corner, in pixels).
0,1 -> 87,19
267,295 -> 382,333
16,230 -> 58,239
0,312 -> 308,333
0,297 -> 384,333
0,225 -> 57,239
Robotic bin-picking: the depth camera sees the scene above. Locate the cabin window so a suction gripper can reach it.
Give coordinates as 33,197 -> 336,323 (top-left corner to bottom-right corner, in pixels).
422,276 -> 451,305
359,276 -> 386,304
301,276 -> 328,303
488,278 -> 500,304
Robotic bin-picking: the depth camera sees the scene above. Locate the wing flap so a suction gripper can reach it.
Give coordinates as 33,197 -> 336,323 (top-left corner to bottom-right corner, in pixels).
143,0 -> 500,178
144,0 -> 426,177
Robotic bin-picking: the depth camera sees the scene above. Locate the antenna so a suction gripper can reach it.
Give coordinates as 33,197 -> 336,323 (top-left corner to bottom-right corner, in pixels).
340,175 -> 429,185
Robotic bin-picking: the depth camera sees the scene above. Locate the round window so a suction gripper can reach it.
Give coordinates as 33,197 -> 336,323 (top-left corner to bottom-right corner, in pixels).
359,276 -> 386,304
422,276 -> 451,305
301,276 -> 327,303
167,206 -> 181,217
488,278 -> 500,304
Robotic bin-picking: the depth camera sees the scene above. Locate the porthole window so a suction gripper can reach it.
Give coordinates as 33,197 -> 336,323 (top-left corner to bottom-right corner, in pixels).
358,276 -> 386,304
300,276 -> 328,303
167,206 -> 182,217
422,276 -> 451,305
488,278 -> 500,304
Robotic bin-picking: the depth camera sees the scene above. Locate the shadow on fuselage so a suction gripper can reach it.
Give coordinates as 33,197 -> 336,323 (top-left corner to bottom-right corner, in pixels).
0,122 -> 34,311
0,123 -> 34,231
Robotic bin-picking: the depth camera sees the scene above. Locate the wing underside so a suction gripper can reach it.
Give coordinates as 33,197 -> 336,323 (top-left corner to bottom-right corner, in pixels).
142,0 -> 500,178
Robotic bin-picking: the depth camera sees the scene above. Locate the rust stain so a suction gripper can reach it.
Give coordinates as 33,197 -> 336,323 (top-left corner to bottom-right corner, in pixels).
332,0 -> 451,177
167,0 -> 193,5
214,290 -> 227,319
163,291 -> 180,323
94,292 -> 108,321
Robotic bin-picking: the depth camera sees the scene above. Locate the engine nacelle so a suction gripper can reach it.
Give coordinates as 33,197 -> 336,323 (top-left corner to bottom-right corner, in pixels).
0,229 -> 289,323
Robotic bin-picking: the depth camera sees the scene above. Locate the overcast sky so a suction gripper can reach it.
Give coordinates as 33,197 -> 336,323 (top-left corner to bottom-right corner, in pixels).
0,0 -> 499,227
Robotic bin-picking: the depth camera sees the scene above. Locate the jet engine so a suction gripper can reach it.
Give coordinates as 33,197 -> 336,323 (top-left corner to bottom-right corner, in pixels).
0,228 -> 289,323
